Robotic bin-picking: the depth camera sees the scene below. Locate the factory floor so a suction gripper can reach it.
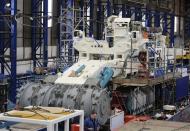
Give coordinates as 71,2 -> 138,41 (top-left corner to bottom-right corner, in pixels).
118,120 -> 190,131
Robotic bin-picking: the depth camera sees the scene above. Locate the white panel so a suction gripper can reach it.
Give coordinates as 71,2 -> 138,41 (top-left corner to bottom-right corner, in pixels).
24,47 -> 32,59
48,46 -> 52,57
17,38 -> 23,47
47,46 -> 57,57
2,60 -> 32,75
110,111 -> 124,130
51,46 -> 57,57
4,49 -> 10,56
17,47 -> 24,60
17,61 -> 33,74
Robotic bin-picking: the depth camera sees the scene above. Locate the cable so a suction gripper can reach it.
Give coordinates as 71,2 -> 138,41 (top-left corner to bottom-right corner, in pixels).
14,13 -> 60,28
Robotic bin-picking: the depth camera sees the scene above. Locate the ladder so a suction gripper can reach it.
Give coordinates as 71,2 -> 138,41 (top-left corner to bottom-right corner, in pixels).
58,1 -> 84,69
111,91 -> 126,112
59,2 -> 75,68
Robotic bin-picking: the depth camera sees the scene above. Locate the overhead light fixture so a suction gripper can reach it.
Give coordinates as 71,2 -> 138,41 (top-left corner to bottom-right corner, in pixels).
5,3 -> 10,8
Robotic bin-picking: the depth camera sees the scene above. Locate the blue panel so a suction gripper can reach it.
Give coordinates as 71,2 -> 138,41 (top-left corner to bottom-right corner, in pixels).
75,64 -> 85,75
176,76 -> 189,101
99,67 -> 114,88
169,105 -> 190,122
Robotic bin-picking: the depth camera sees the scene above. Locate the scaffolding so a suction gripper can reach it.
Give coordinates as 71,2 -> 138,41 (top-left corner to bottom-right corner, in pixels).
32,0 -> 48,69
58,0 -> 86,69
0,0 -> 17,103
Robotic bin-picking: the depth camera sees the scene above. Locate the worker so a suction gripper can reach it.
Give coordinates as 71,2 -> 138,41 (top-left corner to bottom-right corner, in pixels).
157,112 -> 167,120
84,110 -> 100,131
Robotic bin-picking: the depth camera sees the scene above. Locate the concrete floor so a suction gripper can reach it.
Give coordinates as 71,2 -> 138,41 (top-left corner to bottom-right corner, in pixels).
118,120 -> 190,131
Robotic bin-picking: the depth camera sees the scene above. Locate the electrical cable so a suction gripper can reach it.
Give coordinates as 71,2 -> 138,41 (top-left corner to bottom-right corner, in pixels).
14,13 -> 60,28
14,12 -> 104,28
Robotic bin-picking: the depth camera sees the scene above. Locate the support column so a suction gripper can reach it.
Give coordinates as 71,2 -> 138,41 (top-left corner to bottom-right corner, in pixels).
107,0 -> 111,17
122,4 -> 126,18
97,0 -> 102,40
146,9 -> 152,27
170,14 -> 175,47
10,0 -> 17,103
89,0 -> 94,37
43,0 -> 48,67
135,7 -> 142,21
0,0 -> 6,74
154,11 -> 160,28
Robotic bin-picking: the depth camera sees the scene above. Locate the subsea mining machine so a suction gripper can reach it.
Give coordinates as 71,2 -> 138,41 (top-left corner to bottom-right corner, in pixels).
17,16 -> 185,125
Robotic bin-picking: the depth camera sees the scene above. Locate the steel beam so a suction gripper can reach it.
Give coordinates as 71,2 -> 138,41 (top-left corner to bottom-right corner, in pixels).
10,0 -> 17,103
97,0 -> 102,40
107,0 -> 111,17
162,13 -> 168,35
43,0 -> 48,67
170,14 -> 174,47
154,11 -> 160,28
146,9 -> 152,27
0,0 -> 6,74
135,7 -> 142,21
89,0 -> 94,37
122,4 -> 126,18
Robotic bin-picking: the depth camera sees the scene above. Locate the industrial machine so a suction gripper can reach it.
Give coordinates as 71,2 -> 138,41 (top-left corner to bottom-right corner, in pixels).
17,16 -> 185,125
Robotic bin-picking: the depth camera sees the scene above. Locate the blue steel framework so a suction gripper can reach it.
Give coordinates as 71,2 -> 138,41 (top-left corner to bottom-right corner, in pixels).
32,0 -> 48,69
0,0 -> 17,103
